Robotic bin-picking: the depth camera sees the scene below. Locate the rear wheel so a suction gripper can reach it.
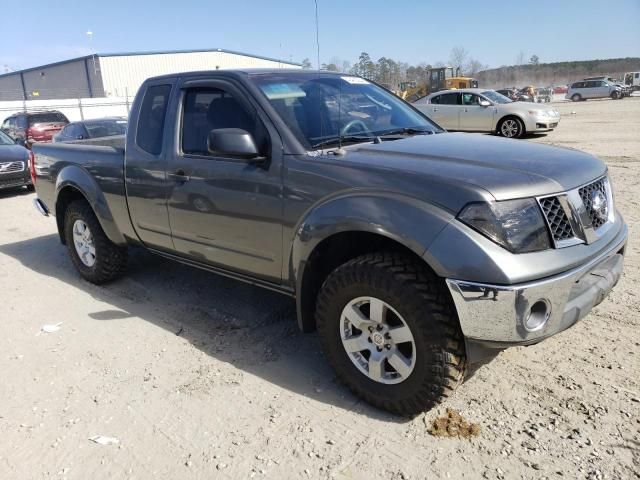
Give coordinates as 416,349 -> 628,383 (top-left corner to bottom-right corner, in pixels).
316,252 -> 466,416
64,200 -> 127,284
498,116 -> 524,138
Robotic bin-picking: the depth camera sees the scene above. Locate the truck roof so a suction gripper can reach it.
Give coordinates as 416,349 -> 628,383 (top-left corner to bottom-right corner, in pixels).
142,69 -> 350,82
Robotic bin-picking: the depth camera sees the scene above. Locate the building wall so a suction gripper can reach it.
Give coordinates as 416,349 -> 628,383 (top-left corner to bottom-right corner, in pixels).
0,74 -> 24,101
99,50 -> 300,97
0,58 -> 104,101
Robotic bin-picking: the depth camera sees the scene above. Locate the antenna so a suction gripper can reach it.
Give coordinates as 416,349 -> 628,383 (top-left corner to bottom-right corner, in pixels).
314,0 -> 320,69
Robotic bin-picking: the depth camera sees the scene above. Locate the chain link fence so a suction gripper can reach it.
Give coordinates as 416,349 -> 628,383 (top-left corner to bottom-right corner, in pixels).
0,95 -> 135,124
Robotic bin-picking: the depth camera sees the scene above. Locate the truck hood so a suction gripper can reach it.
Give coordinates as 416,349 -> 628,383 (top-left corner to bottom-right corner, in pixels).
0,144 -> 29,163
347,132 -> 605,201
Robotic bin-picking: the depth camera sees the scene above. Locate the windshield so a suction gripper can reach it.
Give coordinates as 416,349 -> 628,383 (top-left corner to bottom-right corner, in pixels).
0,130 -> 15,145
85,119 -> 127,138
482,90 -> 512,104
250,73 -> 440,149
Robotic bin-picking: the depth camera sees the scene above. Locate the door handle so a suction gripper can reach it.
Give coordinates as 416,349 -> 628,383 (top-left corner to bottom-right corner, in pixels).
168,169 -> 190,183
433,108 -> 438,112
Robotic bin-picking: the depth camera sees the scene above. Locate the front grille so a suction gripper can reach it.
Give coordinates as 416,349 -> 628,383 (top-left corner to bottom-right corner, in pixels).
0,177 -> 29,187
579,178 -> 608,229
0,161 -> 25,174
540,196 -> 574,241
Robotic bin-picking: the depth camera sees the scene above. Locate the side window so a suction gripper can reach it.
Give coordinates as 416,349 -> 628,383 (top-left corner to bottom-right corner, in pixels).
430,95 -> 440,104
181,87 -> 266,157
16,116 -> 28,128
136,84 -> 171,155
462,93 -> 479,105
439,93 -> 459,105
598,81 -> 607,87
636,73 -> 639,79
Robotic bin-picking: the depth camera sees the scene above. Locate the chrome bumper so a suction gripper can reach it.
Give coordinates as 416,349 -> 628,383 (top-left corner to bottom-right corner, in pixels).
446,226 -> 627,347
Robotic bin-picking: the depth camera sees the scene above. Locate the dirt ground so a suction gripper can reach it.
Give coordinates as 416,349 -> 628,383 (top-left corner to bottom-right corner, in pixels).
1,97 -> 638,480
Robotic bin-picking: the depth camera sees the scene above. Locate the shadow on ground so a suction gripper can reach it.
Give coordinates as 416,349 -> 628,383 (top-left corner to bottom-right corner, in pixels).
0,234 -> 407,422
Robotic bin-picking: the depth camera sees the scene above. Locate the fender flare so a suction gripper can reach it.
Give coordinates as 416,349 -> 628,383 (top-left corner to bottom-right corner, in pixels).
55,164 -> 127,246
287,192 -> 455,331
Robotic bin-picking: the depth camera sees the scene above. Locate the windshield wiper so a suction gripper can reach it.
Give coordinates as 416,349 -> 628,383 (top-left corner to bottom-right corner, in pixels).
376,127 -> 435,137
310,135 -> 374,149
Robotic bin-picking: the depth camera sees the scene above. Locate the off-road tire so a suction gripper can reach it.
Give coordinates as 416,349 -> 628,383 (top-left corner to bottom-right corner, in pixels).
64,199 -> 127,284
316,252 -> 466,416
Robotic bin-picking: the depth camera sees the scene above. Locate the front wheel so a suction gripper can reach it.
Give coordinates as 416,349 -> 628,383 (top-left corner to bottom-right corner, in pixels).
316,252 -> 466,416
64,200 -> 127,284
571,94 -> 582,102
610,91 -> 620,100
498,117 -> 525,138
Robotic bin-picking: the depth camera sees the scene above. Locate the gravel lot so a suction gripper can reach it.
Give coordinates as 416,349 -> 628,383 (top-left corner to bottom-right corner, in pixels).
1,97 -> 638,480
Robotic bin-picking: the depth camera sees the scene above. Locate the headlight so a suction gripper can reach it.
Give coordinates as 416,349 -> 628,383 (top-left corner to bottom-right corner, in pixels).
529,110 -> 548,117
457,199 -> 551,253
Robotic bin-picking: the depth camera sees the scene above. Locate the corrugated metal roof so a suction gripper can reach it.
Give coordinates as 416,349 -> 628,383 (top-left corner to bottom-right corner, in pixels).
0,48 -> 301,79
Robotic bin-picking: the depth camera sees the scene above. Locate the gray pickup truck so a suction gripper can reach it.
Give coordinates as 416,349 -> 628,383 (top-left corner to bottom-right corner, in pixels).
32,70 -> 627,415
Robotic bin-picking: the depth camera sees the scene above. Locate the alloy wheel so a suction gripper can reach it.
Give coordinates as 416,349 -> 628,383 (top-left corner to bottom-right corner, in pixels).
339,296 -> 416,385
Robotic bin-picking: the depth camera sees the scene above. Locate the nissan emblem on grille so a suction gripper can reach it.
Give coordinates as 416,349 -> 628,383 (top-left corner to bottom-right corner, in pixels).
591,190 -> 607,222
579,178 -> 609,230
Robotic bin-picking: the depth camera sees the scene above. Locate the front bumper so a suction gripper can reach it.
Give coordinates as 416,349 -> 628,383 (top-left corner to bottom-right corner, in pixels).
0,172 -> 31,190
446,224 -> 627,353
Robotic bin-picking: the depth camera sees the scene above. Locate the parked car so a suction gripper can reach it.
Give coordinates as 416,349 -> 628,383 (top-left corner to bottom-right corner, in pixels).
553,85 -> 568,94
54,117 -> 127,143
583,77 -> 630,97
413,88 -> 560,138
32,70 -> 627,415
566,80 -> 623,101
0,129 -> 32,191
1,111 -> 69,148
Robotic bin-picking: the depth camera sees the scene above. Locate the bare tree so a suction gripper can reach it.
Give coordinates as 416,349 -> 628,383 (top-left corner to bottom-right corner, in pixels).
467,58 -> 487,76
529,54 -> 540,65
449,46 -> 469,71
301,58 -> 312,69
515,50 -> 526,66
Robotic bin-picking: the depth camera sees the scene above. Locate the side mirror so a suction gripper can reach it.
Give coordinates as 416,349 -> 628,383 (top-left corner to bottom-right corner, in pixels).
479,99 -> 491,107
208,128 -> 260,159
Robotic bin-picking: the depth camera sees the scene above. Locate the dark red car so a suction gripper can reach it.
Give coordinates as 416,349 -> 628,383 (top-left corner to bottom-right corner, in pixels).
553,85 -> 568,94
1,111 -> 69,148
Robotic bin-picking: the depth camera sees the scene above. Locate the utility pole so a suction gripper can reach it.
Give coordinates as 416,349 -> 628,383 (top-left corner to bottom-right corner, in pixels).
86,30 -> 97,76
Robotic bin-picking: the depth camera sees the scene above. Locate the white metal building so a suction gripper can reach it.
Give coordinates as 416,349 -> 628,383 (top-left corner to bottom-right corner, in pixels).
0,48 -> 302,101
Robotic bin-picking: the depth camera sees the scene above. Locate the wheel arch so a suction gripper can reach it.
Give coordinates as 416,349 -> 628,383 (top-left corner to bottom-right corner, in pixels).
289,194 -> 454,332
54,165 -> 126,246
496,114 -> 527,136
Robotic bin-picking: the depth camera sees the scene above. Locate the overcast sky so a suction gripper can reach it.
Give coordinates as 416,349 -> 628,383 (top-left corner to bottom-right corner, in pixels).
2,0 -> 639,73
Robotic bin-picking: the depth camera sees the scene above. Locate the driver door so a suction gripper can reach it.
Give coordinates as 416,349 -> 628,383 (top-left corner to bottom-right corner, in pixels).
459,93 -> 494,131
165,80 -> 284,282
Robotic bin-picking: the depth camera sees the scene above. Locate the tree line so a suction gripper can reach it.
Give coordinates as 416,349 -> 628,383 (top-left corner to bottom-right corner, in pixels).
301,46 -> 489,89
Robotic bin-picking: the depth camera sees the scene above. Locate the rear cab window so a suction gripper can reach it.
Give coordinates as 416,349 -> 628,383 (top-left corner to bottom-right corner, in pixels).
136,84 -> 172,155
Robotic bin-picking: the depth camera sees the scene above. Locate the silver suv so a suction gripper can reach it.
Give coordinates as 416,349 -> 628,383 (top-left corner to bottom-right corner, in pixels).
566,80 -> 622,101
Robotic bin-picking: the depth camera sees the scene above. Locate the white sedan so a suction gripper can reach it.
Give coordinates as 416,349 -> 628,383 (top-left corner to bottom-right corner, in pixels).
412,88 -> 560,138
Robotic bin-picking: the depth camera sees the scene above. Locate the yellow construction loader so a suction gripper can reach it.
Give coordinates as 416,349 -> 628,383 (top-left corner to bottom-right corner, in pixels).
399,67 -> 478,102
